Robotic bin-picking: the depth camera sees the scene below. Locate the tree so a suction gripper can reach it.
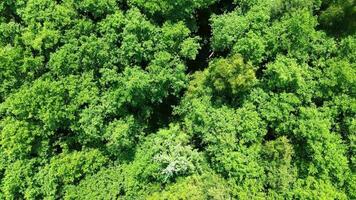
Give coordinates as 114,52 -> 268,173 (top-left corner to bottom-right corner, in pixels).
128,0 -> 217,20
319,0 -> 356,36
0,0 -> 354,199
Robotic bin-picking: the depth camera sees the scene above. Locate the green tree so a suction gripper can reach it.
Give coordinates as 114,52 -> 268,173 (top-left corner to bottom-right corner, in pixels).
0,0 -> 354,199
128,0 -> 217,20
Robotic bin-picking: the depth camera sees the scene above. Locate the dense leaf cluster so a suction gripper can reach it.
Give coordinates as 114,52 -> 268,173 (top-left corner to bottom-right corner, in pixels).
0,0 -> 355,199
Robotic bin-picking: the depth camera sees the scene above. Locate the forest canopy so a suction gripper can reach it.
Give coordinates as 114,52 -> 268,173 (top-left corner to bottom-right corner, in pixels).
0,0 -> 355,199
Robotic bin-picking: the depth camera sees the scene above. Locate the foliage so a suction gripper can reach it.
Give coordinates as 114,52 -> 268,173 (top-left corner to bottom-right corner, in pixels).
128,0 -> 217,20
0,0 -> 354,199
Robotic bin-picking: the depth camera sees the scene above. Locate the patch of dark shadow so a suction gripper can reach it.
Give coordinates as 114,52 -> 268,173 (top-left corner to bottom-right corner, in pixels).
119,0 -> 130,12
1,3 -> 22,24
263,126 -> 277,142
147,93 -> 182,133
190,133 -> 206,152
255,59 -> 270,79
187,0 -> 236,73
